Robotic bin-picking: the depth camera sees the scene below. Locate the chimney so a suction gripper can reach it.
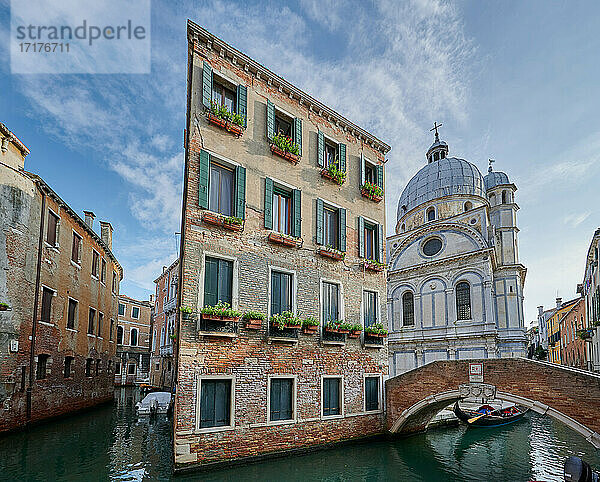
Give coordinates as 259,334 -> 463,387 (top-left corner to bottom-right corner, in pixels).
83,211 -> 95,229
556,297 -> 562,308
537,306 -> 544,316
149,294 -> 154,305
99,221 -> 113,250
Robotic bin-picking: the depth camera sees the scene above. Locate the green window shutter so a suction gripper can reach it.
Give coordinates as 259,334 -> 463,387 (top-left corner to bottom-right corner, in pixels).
198,149 -> 210,208
294,118 -> 302,156
339,208 -> 347,252
271,272 -> 281,316
338,143 -> 346,172
377,224 -> 384,263
376,165 -> 384,189
266,100 -> 275,140
360,153 -> 364,186
358,216 -> 365,258
316,198 -> 324,245
235,166 -> 246,219
218,259 -> 233,305
203,257 -> 218,307
202,61 -> 212,108
237,84 -> 247,128
292,189 -> 301,238
317,131 -> 324,167
264,177 -> 274,229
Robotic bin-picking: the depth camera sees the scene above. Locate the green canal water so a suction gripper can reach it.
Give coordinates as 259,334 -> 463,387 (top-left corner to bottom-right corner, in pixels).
1,387 -> 599,481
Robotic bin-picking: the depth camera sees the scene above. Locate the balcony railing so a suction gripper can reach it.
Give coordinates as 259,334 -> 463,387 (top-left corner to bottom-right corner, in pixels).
364,334 -> 384,346
322,330 -> 345,344
160,344 -> 173,356
163,297 -> 177,313
268,325 -> 299,340
198,317 -> 238,335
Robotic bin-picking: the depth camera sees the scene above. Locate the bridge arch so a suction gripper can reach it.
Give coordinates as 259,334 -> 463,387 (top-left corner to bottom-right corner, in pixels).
386,358 -> 600,449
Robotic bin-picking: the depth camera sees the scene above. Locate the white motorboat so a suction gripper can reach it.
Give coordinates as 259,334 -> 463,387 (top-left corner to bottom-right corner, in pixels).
135,392 -> 172,416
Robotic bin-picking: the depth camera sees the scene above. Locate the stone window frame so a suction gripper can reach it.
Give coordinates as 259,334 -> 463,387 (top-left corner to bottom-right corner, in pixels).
131,305 -> 140,320
268,176 -> 300,236
100,257 -> 107,285
401,291 -> 415,327
320,375 -> 344,420
45,207 -> 61,250
361,288 -> 381,328
319,277 -> 345,327
204,149 -> 242,218
109,318 -> 115,342
425,205 -> 436,222
39,284 -> 56,326
361,155 -> 378,186
198,251 -> 240,312
130,327 -> 138,346
91,249 -> 100,280
266,374 -> 298,426
322,131 -> 341,169
362,373 -> 383,414
455,280 -> 472,322
195,374 -> 236,434
267,265 -> 298,318
71,229 -> 83,268
66,296 -> 79,332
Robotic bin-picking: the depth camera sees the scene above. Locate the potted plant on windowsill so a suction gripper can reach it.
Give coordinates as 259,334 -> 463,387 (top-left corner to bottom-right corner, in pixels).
270,311 -> 301,331
207,102 -> 245,137
243,311 -> 265,330
324,320 -> 346,334
320,160 -> 346,186
317,245 -> 345,261
200,302 -> 241,322
270,133 -> 300,164
301,317 -> 319,334
202,211 -> 244,232
268,232 -> 302,248
179,306 -> 192,321
347,324 -> 363,338
363,258 -> 385,272
360,181 -> 383,202
365,323 -> 388,338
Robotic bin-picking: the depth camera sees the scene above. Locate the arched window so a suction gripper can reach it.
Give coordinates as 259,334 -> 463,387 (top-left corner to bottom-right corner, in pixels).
501,191 -> 507,204
117,325 -> 123,345
464,201 -> 472,212
433,152 -> 439,161
426,207 -> 435,221
440,151 -> 446,159
130,328 -> 138,347
489,193 -> 496,206
402,292 -> 414,326
401,224 -> 406,233
455,282 -> 471,320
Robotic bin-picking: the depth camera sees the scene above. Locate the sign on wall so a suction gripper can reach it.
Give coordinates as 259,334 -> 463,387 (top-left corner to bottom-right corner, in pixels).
469,362 -> 483,383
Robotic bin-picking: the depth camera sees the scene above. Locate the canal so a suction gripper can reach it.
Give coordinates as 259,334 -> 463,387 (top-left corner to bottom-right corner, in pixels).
1,388 -> 599,481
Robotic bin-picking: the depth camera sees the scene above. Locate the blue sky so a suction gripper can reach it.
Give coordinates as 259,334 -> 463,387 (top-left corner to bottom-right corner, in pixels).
1,0 -> 599,324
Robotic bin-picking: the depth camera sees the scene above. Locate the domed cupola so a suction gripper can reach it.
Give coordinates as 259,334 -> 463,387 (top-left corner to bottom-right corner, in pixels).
426,122 -> 449,163
483,160 -> 510,191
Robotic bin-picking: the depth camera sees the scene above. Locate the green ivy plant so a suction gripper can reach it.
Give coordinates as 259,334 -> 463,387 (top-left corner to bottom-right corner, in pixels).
223,215 -> 243,225
201,301 -> 242,318
365,323 -> 388,336
209,101 -> 245,127
270,311 -> 301,330
361,181 -> 383,198
179,306 -> 192,314
302,316 -> 319,327
272,133 -> 300,155
324,160 -> 346,185
243,311 -> 266,321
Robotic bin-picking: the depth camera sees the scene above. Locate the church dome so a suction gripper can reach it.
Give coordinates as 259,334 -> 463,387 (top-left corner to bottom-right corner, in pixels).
483,169 -> 510,191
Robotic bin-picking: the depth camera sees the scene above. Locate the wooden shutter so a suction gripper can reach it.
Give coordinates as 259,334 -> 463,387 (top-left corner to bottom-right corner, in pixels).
292,189 -> 301,238
317,131 -> 324,167
338,143 -> 346,172
266,100 -> 275,140
358,216 -> 365,258
236,84 -> 247,127
264,177 -> 274,229
270,379 -> 281,420
377,224 -> 384,263
215,380 -> 230,426
200,380 -> 215,427
323,379 -> 331,416
376,164 -> 384,189
203,258 -> 218,307
360,153 -> 365,186
316,199 -> 324,245
235,166 -> 246,219
202,61 -> 212,108
271,272 -> 281,316
366,377 -> 379,411
218,259 -> 233,305
339,208 -> 347,252
294,117 -> 302,156
198,149 -> 210,209
41,288 -> 52,322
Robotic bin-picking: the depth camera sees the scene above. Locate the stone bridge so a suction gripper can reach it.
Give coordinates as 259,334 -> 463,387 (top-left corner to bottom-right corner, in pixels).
385,358 -> 600,448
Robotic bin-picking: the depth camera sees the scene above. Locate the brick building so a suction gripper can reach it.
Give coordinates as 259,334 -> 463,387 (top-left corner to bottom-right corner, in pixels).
559,297 -> 588,369
0,122 -> 123,433
150,259 -> 178,390
548,297 -> 579,364
582,228 -> 600,372
174,22 -> 390,470
115,295 -> 152,385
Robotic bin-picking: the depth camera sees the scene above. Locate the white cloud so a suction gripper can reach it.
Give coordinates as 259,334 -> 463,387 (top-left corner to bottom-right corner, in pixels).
563,212 -> 591,228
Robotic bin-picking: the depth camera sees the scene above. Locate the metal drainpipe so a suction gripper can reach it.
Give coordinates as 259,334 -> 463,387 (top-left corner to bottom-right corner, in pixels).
27,187 -> 46,423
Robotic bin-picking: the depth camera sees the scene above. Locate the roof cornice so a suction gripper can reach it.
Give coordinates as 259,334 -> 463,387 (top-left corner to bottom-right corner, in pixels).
187,20 -> 391,155
0,122 -> 30,157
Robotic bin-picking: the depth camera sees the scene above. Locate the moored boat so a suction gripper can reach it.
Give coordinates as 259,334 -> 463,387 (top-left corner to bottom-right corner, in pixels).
453,401 -> 528,428
136,392 -> 173,416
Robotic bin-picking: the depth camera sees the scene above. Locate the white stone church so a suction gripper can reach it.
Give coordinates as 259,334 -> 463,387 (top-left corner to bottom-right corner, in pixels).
387,130 -> 527,375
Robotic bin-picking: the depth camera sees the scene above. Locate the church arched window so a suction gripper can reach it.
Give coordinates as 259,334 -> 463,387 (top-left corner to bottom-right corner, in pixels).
426,207 -> 435,221
489,193 -> 496,206
440,151 -> 446,159
502,190 -> 507,204
434,152 -> 439,161
455,282 -> 471,320
402,292 -> 414,326
464,201 -> 472,212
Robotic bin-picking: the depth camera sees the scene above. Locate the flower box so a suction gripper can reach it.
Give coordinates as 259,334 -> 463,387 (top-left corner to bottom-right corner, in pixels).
270,143 -> 299,165
201,313 -> 240,323
268,232 -> 301,248
302,325 -> 318,335
365,331 -> 387,338
324,327 -> 342,334
360,187 -> 383,203
364,259 -> 385,272
348,330 -> 361,339
285,322 -> 301,329
320,168 -> 345,185
202,212 -> 244,232
207,112 -> 244,137
317,247 -> 344,261
245,319 -> 262,330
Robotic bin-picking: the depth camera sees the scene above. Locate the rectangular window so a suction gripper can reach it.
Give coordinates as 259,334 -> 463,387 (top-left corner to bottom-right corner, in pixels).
274,112 -> 292,137
46,210 -> 59,247
64,356 -> 74,378
97,312 -> 104,337
36,354 -> 49,380
364,162 -> 376,184
323,377 -> 341,417
41,287 -> 53,323
270,378 -> 294,422
112,272 -> 118,294
88,308 -> 96,335
324,207 -> 339,249
363,291 -> 377,327
324,140 -> 337,168
91,251 -> 99,278
110,319 -> 114,341
364,223 -> 376,260
273,190 -> 292,235
209,162 -> 234,216
100,258 -> 106,283
132,306 -> 140,319
322,282 -> 340,323
71,232 -> 82,263
67,298 -> 77,330
271,271 -> 292,316
212,79 -> 236,113
200,379 -> 232,429
118,303 -> 125,316
365,376 -> 380,412
128,363 -> 136,375
85,358 -> 93,377
115,362 -> 121,375
204,257 -> 233,307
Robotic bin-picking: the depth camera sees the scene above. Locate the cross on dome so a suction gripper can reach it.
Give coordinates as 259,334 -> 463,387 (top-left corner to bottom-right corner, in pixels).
430,121 -> 442,142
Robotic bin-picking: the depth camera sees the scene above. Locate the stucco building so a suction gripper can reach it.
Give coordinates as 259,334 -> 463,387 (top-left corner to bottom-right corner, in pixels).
559,297 -> 588,369
582,228 -> 600,371
115,295 -> 152,385
174,22 -> 390,470
548,297 -> 579,365
387,131 -> 527,375
0,122 -> 123,433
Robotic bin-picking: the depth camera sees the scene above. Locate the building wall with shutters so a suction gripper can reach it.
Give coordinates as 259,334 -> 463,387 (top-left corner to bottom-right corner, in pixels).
174,23 -> 391,469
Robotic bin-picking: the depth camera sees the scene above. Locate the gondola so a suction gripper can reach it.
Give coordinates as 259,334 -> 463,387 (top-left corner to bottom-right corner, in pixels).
453,401 -> 528,428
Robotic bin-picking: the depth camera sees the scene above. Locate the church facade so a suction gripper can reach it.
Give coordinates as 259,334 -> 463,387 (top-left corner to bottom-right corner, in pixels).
387,131 -> 527,375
